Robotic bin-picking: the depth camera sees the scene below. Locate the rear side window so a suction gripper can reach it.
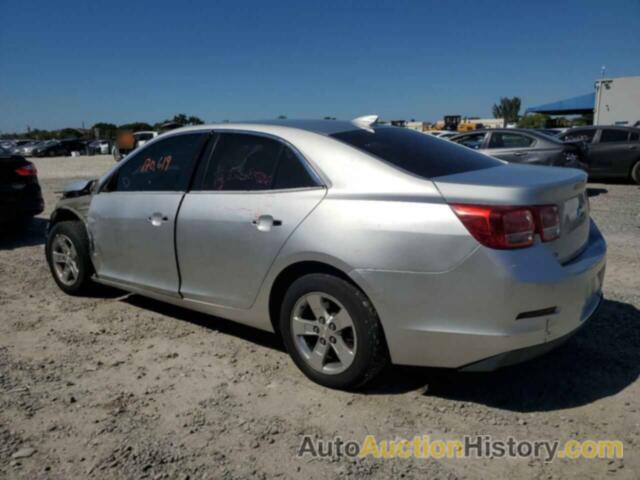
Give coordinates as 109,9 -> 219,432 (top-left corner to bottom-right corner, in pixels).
108,133 -> 207,192
332,128 -> 500,178
273,146 -> 318,189
488,132 -> 534,149
197,133 -> 318,191
600,129 -> 629,143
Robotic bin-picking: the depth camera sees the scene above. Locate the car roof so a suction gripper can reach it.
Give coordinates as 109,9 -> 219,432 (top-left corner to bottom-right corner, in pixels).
173,119 -> 370,137
564,125 -> 640,132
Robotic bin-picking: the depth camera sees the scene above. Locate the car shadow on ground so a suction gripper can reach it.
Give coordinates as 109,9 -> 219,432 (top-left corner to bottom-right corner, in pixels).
124,295 -> 285,352
120,295 -> 639,411
367,299 -> 639,412
0,217 -> 48,250
586,187 -> 608,198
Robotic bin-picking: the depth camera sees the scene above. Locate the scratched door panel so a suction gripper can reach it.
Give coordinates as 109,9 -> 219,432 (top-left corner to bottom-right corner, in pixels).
89,192 -> 183,296
176,189 -> 325,309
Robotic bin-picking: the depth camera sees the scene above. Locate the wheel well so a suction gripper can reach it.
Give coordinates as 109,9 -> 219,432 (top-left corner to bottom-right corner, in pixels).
268,261 -> 360,335
49,209 -> 84,231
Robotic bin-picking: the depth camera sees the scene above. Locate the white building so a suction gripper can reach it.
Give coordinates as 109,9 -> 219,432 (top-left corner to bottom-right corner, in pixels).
594,76 -> 640,126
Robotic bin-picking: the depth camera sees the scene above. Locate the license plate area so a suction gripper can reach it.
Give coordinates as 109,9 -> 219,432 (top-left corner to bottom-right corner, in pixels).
563,193 -> 588,233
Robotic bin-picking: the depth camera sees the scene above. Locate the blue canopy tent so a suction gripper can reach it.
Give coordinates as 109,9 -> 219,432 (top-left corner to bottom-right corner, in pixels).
525,93 -> 595,115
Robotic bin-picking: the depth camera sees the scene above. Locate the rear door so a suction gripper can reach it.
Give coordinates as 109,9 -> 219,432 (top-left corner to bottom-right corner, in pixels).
176,131 -> 326,308
588,128 -> 636,177
484,131 -> 537,163
88,132 -> 208,295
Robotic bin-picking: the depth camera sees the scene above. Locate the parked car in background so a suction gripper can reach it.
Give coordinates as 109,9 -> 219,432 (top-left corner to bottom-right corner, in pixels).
15,140 -> 43,157
59,138 -> 90,155
451,128 -> 587,170
0,146 -> 44,225
10,139 -> 35,151
32,140 -> 67,157
45,119 -> 605,389
88,139 -> 112,155
535,128 -> 566,136
425,130 -> 458,140
559,126 -> 640,183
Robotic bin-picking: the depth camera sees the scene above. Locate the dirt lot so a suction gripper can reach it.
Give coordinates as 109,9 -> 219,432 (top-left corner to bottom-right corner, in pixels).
1,155 -> 639,479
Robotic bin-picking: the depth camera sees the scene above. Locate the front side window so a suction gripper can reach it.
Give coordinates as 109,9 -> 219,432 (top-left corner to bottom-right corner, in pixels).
197,133 -> 318,191
561,129 -> 596,143
108,133 -> 207,192
488,132 -> 534,149
451,133 -> 487,150
332,127 -> 501,179
600,129 -> 629,143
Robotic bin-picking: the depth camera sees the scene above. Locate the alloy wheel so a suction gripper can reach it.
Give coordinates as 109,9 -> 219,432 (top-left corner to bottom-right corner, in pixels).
51,234 -> 80,286
291,292 -> 357,375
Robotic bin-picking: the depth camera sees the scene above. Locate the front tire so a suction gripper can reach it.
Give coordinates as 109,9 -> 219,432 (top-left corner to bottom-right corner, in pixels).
280,274 -> 389,390
631,161 -> 640,185
46,221 -> 94,295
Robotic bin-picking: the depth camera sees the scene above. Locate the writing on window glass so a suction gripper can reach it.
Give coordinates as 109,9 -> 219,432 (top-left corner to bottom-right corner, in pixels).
139,155 -> 173,174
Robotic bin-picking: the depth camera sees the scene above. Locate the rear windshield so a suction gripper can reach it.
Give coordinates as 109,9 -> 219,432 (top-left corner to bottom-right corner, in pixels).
331,127 -> 502,178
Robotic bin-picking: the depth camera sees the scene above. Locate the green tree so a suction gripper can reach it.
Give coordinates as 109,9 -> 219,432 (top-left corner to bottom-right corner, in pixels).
492,97 -> 521,127
58,128 -> 83,139
517,114 -> 549,129
186,115 -> 204,125
92,122 -> 118,139
154,114 -> 205,129
118,122 -> 153,132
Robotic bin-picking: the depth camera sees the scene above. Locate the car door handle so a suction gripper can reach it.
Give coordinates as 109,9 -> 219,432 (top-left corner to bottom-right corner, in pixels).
148,212 -> 169,226
252,215 -> 282,232
513,152 -> 528,156
629,146 -> 637,150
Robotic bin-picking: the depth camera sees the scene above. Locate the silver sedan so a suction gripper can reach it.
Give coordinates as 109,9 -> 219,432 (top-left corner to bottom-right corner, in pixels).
46,117 -> 606,389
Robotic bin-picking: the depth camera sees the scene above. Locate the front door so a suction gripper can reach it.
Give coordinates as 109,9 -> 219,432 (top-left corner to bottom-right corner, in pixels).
177,132 -> 326,309
589,128 -> 635,176
88,132 -> 208,295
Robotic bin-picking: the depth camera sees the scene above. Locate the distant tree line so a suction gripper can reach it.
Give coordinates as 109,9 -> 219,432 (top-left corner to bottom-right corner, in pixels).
0,114 -> 205,140
491,97 -> 592,128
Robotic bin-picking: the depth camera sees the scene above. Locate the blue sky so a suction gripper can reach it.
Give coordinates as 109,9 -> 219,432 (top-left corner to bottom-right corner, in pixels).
1,0 -> 639,132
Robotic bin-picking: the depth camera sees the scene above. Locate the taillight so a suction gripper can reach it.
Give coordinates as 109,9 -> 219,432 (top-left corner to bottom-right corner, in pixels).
15,164 -> 37,177
451,204 -> 560,250
536,205 -> 560,242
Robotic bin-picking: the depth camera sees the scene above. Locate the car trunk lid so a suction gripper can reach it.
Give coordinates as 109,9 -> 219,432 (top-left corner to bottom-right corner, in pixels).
433,164 -> 590,263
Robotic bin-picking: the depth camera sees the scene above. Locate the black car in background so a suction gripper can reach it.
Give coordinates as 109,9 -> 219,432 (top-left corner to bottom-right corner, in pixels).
0,146 -> 44,225
559,126 -> 640,184
450,128 -> 587,170
30,138 -> 90,157
31,140 -> 68,157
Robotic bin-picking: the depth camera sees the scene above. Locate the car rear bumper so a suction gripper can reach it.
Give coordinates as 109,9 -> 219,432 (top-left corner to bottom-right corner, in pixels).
459,292 -> 602,371
0,184 -> 44,222
352,220 -> 606,369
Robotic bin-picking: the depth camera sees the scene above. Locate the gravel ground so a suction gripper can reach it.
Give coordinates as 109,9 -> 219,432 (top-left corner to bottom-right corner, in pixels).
1,155 -> 639,479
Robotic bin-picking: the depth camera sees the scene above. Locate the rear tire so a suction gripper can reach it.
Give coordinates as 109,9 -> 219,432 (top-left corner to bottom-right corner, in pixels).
279,273 -> 389,390
631,161 -> 640,185
46,221 -> 94,295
